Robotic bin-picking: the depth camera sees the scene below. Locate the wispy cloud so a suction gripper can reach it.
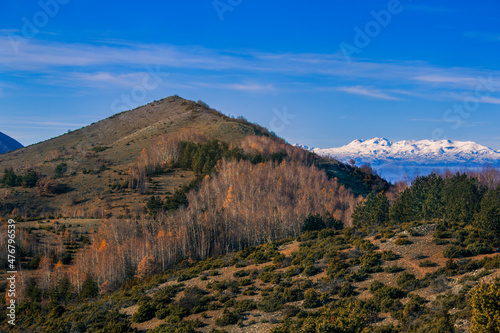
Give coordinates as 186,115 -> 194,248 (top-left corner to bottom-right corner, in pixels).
413,75 -> 478,85
337,86 -> 401,100
445,92 -> 500,105
479,96 -> 500,105
1,34 -> 500,102
191,81 -> 275,92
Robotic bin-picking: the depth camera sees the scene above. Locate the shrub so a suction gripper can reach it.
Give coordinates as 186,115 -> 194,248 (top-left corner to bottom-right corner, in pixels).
394,238 -> 412,246
237,278 -> 252,286
339,283 -> 356,298
132,301 -> 156,323
282,305 -> 300,318
443,245 -> 471,258
233,270 -> 249,278
284,266 -> 302,278
233,300 -> 257,313
419,260 -> 438,267
396,272 -> 418,290
467,243 -> 492,256
259,271 -> 281,284
433,230 -> 453,239
383,231 -> 396,239
258,294 -> 284,312
303,289 -> 321,308
215,310 -> 239,326
369,281 -> 404,313
251,251 -> 271,264
384,265 -> 404,273
353,239 -> 376,251
179,287 -> 208,313
319,228 -> 336,239
168,303 -> 189,317
54,163 -> 68,178
409,229 -> 422,237
155,308 -> 169,320
434,238 -> 449,245
303,265 -> 321,276
273,254 -> 286,264
381,250 -> 399,261
360,252 -> 381,267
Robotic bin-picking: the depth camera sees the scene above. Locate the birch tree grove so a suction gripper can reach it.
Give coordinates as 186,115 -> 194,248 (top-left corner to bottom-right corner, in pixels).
70,157 -> 358,292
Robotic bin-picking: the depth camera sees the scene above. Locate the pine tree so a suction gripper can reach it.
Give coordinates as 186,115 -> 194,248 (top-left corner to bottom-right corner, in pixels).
352,192 -> 389,227
79,274 -> 98,299
474,186 -> 500,243
2,168 -> 18,187
443,174 -> 483,226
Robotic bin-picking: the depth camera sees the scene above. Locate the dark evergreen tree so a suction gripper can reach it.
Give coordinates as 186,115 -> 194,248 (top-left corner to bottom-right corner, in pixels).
22,170 -> 40,188
2,168 -> 18,187
146,195 -> 163,216
353,192 -> 389,227
303,214 -> 326,232
389,188 -> 415,223
54,163 -> 68,178
442,173 -> 483,226
390,174 -> 445,223
474,186 -> 500,244
79,274 -> 99,299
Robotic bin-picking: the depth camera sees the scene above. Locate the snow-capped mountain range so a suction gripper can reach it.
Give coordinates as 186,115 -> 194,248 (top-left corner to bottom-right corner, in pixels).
298,138 -> 500,182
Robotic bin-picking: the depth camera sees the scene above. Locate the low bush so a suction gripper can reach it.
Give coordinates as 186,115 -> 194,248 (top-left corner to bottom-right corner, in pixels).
381,250 -> 399,261
419,260 -> 438,267
396,272 -> 419,290
303,289 -> 322,308
384,265 -> 404,273
443,245 -> 471,258
394,238 -> 412,246
215,309 -> 240,327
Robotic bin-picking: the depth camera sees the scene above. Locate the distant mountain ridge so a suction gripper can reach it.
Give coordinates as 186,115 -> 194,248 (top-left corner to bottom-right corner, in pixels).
0,131 -> 23,154
309,138 -> 500,164
298,138 -> 500,182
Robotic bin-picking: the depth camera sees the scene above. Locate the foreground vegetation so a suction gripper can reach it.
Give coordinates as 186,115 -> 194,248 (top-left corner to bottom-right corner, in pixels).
4,219 -> 500,332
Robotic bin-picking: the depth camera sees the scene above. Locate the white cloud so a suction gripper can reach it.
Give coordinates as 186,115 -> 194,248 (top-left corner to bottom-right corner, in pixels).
337,86 -> 401,100
479,96 -> 500,105
1,34 -> 500,102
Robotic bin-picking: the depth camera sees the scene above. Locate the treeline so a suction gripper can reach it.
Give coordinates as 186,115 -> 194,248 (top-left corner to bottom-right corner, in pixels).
353,170 -> 500,246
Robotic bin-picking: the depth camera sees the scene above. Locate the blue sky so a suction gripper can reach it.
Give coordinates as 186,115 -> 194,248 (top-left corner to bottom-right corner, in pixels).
1,0 -> 500,150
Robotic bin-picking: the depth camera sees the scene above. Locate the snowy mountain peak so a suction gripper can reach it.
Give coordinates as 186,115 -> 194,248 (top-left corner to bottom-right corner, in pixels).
298,138 -> 500,163
299,138 -> 500,182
